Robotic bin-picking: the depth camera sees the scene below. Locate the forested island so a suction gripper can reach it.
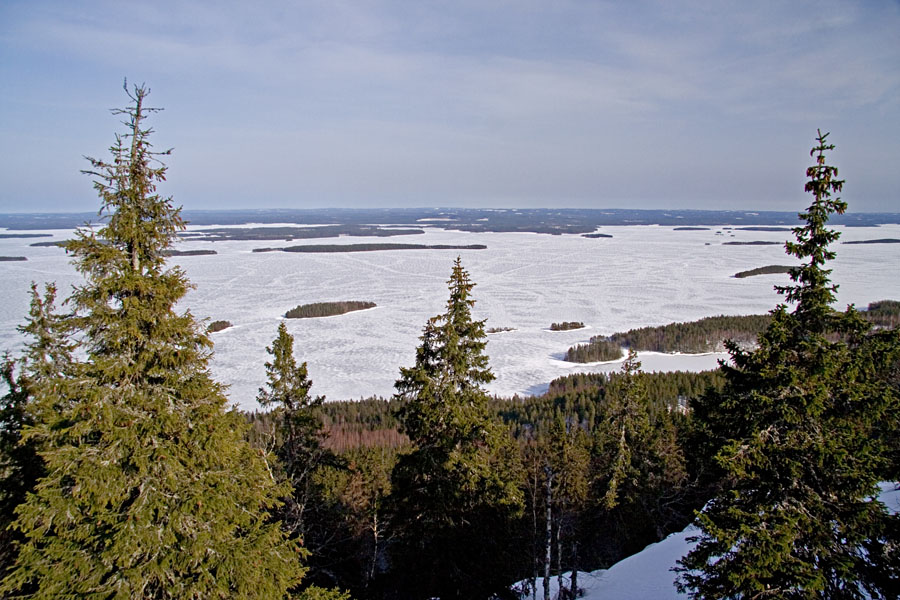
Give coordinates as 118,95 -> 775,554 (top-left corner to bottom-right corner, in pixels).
843,238 -> 900,244
564,300 -> 900,363
285,301 -> 377,319
162,249 -> 217,256
207,320 -> 233,332
733,265 -> 793,278
550,321 -> 585,331
0,256 -> 27,262
722,240 -> 783,245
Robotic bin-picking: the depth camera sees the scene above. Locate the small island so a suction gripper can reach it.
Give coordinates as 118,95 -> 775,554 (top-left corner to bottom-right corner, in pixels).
723,241 -> 783,246
486,326 -> 516,334
733,265 -> 793,278
207,320 -> 233,333
842,238 -> 900,245
550,321 -> 585,331
285,301 -> 376,319
673,226 -> 710,231
163,249 -> 218,256
0,256 -> 28,261
581,233 -> 613,238
735,226 -> 792,232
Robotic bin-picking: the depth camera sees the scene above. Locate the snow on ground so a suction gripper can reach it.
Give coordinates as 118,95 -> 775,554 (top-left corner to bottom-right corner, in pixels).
1,224 -> 899,410
521,483 -> 900,600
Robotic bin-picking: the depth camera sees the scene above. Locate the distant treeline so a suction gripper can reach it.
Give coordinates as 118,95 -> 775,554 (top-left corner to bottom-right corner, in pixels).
285,301 -> 376,319
255,243 -> 487,253
276,368 -> 725,450
733,265 -> 793,278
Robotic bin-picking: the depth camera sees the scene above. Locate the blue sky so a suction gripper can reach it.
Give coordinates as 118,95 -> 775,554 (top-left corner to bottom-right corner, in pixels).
1,1 -> 898,213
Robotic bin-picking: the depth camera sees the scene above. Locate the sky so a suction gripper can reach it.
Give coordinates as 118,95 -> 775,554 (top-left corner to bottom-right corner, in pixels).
1,1 -> 898,213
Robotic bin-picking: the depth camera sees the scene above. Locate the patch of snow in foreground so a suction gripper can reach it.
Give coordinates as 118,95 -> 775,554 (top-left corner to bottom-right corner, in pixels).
520,483 -> 899,600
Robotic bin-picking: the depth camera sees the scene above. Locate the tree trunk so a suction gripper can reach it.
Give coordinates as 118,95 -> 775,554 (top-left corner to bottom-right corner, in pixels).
543,466 -> 553,600
556,519 -> 563,599
570,541 -> 578,599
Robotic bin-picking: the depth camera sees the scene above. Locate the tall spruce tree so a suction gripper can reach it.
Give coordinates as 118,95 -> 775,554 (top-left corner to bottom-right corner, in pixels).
677,131 -> 900,598
391,257 -> 523,600
258,322 -> 328,540
257,322 -> 344,589
1,83 -> 304,599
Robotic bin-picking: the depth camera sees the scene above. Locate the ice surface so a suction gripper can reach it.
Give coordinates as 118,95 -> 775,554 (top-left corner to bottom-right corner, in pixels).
1,224 -> 899,410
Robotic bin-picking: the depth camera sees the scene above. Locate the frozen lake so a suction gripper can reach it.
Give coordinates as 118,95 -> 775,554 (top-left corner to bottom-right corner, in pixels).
2,223 -> 899,410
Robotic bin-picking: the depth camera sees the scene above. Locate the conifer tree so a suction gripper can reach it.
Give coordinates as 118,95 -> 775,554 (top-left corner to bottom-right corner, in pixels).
1,283 -> 72,578
591,351 -> 686,547
257,322 -> 334,566
391,257 -> 523,600
1,83 -> 304,599
677,131 -> 900,599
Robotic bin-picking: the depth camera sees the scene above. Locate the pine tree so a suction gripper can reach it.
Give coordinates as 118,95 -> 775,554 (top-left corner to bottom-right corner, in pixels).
677,131 -> 900,599
391,257 -> 523,600
1,83 -> 304,599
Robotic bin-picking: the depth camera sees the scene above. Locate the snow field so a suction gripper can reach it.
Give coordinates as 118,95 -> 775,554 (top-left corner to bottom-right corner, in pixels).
1,224 -> 898,410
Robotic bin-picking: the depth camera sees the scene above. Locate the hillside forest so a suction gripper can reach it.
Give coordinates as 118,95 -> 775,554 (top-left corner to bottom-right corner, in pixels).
1,87 -> 898,600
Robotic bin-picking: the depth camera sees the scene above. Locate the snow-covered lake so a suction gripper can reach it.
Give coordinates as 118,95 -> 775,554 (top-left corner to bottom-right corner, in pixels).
2,223 -> 898,410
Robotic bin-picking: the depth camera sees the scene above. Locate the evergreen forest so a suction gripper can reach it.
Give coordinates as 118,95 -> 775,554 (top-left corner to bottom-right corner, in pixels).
1,88 -> 899,600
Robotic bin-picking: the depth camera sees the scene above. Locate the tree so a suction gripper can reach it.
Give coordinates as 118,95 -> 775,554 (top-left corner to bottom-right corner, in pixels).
0,283 -> 72,579
589,350 -> 686,562
677,131 -> 900,599
1,83 -> 304,599
391,257 -> 523,600
537,415 -> 590,600
258,322 -> 329,538
258,322 -> 344,590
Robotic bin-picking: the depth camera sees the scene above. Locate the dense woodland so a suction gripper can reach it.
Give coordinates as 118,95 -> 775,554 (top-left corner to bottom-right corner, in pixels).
1,91 -> 899,600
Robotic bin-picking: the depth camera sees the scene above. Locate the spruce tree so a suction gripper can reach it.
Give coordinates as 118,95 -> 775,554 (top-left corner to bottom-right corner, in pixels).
590,350 -> 686,560
257,322 -> 340,584
677,131 -> 900,599
391,257 -> 523,600
1,283 -> 73,579
1,83 -> 304,599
